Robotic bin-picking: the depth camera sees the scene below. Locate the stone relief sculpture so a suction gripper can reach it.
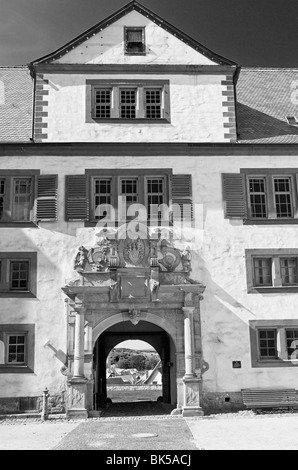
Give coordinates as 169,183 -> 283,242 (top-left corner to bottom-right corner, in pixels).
72,229 -> 202,287
74,246 -> 89,272
129,308 -> 141,325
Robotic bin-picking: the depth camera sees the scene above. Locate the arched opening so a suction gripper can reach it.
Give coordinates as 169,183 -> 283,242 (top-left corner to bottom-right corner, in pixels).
93,320 -> 177,413
106,339 -> 162,403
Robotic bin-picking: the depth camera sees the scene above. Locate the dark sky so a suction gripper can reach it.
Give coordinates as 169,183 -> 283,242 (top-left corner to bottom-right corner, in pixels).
0,0 -> 297,67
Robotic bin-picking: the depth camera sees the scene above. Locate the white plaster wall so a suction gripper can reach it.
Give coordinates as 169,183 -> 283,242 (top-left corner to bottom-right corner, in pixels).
43,73 -> 227,142
2,153 -> 298,397
54,11 -> 216,66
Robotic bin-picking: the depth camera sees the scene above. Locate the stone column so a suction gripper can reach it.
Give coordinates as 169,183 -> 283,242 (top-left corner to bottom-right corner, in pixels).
183,307 -> 195,378
73,307 -> 85,378
182,305 -> 204,417
67,299 -> 88,419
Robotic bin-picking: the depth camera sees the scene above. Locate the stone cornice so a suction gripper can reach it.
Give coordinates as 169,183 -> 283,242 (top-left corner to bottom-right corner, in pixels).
0,142 -> 298,157
33,64 -> 237,75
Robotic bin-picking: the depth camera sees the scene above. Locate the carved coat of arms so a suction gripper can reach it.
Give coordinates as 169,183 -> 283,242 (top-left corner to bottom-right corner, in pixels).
123,237 -> 145,266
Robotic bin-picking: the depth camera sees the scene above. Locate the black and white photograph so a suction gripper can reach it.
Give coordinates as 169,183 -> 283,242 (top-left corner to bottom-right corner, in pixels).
1,0 -> 298,454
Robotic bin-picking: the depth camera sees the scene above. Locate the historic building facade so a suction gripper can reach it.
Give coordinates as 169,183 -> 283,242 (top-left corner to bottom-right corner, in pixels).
1,1 -> 298,416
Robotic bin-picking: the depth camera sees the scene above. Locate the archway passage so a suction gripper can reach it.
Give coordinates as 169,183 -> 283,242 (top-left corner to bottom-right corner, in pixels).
93,320 -> 176,415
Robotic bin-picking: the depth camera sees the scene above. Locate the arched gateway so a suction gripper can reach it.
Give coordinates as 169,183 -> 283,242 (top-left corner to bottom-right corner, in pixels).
62,227 -> 206,418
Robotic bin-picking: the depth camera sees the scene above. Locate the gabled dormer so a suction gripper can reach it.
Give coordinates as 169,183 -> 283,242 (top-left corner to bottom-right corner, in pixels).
30,0 -> 239,143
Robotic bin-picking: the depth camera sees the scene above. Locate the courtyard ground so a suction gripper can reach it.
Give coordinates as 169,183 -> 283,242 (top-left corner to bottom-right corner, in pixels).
1,409 -> 298,450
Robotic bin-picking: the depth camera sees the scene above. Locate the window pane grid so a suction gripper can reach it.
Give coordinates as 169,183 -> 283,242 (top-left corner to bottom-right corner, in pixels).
95,89 -> 111,118
120,90 -> 136,119
286,329 -> 298,359
121,179 -> 138,203
145,90 -> 161,119
258,329 -> 277,358
94,179 -> 112,219
249,178 -> 267,218
8,334 -> 25,363
12,178 -> 32,221
281,258 -> 298,285
274,177 -> 293,218
253,258 -> 272,286
10,261 -> 29,291
147,178 -> 164,219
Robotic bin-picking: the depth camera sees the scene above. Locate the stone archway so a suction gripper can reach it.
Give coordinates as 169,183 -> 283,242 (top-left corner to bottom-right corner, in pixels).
62,230 -> 206,418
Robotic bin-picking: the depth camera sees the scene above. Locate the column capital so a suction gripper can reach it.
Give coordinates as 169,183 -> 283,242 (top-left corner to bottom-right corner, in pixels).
74,297 -> 86,313
182,306 -> 196,316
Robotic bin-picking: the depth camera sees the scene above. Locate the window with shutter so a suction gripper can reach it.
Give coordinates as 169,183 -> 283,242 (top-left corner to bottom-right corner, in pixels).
171,174 -> 193,224
83,169 -> 172,226
0,170 -> 57,226
65,175 -> 89,221
36,175 -> 58,221
222,173 -> 247,219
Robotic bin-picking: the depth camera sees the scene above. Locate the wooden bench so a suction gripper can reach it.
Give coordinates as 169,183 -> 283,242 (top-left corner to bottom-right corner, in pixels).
242,388 -> 298,410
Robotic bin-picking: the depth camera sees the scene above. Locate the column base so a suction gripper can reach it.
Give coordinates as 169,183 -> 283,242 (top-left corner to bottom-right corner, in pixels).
182,407 -> 204,417
182,376 -> 204,417
66,409 -> 88,419
66,376 -> 88,419
170,407 -> 183,416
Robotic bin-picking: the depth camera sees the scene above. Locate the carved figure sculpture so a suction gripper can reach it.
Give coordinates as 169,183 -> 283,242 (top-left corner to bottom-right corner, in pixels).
74,246 -> 89,272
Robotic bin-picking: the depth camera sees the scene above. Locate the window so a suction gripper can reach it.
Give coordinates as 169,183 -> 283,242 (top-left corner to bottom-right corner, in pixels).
90,171 -> 167,223
247,174 -> 295,220
248,178 -> 267,218
124,27 -> 145,55
246,250 -> 298,293
87,80 -> 170,123
0,253 -> 37,298
0,324 -> 35,373
286,329 -> 298,360
285,116 -> 298,125
7,334 -> 26,364
0,171 -> 58,225
10,261 -> 29,291
145,89 -> 161,119
253,258 -> 272,286
94,89 -> 111,118
280,258 -> 298,285
147,177 -> 165,220
274,177 -> 293,218
65,171 -> 193,226
250,320 -> 298,367
258,329 -> 277,359
223,169 -> 298,223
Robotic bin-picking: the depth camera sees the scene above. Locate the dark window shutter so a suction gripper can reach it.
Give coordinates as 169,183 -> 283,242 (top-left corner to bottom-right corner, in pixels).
171,174 -> 193,222
36,175 -> 58,221
222,173 -> 247,219
65,175 -> 88,221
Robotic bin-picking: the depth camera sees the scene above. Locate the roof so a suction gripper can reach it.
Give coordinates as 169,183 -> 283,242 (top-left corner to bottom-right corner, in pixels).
31,0 -> 236,67
237,68 -> 298,144
0,66 -> 33,142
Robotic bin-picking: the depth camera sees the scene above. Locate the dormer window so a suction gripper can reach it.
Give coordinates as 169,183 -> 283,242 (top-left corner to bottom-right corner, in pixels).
124,27 -> 145,55
285,116 -> 298,126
